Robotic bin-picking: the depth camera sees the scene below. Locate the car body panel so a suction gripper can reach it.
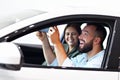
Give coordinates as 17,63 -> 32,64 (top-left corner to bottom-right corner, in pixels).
0,67 -> 118,80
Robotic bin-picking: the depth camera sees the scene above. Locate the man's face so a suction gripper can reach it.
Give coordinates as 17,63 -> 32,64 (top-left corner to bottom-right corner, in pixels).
78,25 -> 96,53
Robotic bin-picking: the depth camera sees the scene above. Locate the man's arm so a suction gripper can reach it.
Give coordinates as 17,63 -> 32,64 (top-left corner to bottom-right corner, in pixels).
48,26 -> 67,65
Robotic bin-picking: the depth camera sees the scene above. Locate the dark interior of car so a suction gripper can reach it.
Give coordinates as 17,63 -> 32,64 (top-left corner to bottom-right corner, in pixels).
17,43 -> 45,65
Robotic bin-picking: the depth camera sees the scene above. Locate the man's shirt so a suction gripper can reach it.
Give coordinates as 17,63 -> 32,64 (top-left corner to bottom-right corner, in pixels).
50,43 -> 80,66
62,50 -> 105,68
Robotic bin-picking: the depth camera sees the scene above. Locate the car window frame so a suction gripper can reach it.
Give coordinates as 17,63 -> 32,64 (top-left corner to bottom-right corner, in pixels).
0,14 -> 118,71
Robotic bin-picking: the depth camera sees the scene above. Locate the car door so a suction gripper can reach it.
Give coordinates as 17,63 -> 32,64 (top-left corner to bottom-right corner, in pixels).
0,14 -> 119,80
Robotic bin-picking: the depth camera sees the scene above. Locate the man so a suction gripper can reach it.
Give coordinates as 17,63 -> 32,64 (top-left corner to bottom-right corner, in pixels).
48,23 -> 107,68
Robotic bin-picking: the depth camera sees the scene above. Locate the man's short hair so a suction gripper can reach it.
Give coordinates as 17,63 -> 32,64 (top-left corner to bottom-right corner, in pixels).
87,23 -> 107,44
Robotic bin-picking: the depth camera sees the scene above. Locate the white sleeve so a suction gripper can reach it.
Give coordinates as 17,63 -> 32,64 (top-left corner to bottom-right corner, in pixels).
62,57 -> 75,67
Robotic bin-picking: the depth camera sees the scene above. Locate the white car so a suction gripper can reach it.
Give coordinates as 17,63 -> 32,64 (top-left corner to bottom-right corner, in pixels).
0,7 -> 119,80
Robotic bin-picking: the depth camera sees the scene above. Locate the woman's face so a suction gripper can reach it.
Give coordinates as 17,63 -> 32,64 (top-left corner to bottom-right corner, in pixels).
64,26 -> 79,47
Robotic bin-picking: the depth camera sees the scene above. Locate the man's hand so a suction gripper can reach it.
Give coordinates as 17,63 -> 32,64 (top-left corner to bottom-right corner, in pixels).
47,26 -> 60,45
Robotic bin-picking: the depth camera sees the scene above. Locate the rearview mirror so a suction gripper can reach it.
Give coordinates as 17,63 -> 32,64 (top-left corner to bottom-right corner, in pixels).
39,28 -> 49,32
0,42 -> 23,70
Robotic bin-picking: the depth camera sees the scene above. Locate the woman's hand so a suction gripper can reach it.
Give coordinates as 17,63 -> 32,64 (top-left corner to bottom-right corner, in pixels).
36,31 -> 47,42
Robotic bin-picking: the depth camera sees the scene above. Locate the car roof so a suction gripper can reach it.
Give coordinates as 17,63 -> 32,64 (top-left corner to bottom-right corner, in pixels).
0,6 -> 120,37
0,9 -> 46,30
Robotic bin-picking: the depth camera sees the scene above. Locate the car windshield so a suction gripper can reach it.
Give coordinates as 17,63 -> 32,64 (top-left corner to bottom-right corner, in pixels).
0,9 -> 46,30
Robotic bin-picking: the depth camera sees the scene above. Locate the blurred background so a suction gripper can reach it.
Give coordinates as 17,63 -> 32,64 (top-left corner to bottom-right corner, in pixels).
0,0 -> 119,17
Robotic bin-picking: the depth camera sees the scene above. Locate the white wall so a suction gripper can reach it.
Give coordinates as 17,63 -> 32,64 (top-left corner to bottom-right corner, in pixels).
0,0 -> 119,17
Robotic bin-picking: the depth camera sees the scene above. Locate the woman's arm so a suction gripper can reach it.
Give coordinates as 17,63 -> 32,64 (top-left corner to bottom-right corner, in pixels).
36,31 -> 56,65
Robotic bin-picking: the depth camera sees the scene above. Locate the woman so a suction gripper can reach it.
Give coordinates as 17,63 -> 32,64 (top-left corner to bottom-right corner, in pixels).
36,23 -> 81,66
62,23 -> 81,58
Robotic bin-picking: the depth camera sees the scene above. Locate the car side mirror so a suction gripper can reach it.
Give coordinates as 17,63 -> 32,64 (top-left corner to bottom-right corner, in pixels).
0,42 -> 23,70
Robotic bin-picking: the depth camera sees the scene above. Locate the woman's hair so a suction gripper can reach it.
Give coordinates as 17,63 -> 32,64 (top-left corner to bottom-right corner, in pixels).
63,23 -> 81,43
64,23 -> 81,36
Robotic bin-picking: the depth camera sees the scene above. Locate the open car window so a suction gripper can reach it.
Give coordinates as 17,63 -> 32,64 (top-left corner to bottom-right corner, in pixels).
11,22 -> 110,69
